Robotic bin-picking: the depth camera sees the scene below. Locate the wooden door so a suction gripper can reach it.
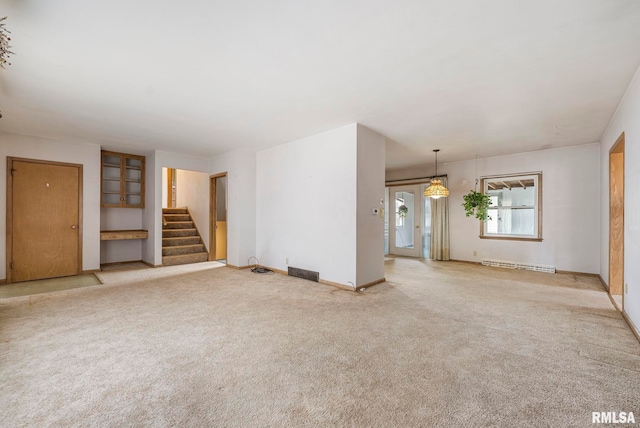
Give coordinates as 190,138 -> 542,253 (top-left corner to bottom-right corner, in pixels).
167,168 -> 176,208
609,133 -> 624,297
209,173 -> 228,263
7,158 -> 82,283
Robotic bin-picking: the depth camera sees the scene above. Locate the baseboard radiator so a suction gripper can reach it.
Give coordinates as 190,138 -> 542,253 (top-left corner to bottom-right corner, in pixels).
482,259 -> 556,274
288,267 -> 319,282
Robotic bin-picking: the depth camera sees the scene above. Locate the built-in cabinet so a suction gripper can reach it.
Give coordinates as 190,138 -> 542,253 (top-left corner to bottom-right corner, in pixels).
100,151 -> 148,266
101,150 -> 145,208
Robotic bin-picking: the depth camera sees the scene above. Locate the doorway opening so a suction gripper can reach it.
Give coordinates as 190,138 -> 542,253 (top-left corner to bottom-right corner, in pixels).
6,157 -> 83,284
160,167 -> 210,266
609,132 -> 625,310
209,173 -> 228,264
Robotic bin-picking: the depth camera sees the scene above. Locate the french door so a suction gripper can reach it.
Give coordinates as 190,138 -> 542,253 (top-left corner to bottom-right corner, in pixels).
389,184 -> 422,257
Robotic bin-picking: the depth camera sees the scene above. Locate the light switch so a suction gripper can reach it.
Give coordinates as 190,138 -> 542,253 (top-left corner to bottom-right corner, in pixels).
372,208 -> 379,215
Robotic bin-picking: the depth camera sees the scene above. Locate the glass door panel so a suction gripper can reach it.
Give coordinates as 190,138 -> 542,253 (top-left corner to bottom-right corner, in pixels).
395,191 -> 414,249
389,184 -> 422,257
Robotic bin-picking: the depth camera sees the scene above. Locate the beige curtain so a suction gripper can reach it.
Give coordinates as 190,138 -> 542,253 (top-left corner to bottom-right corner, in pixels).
430,176 -> 450,261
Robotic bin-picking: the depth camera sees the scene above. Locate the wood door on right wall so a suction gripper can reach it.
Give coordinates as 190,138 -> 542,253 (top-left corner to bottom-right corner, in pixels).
609,133 -> 624,299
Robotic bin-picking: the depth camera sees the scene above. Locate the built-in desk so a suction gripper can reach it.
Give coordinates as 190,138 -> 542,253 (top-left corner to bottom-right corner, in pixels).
100,229 -> 149,240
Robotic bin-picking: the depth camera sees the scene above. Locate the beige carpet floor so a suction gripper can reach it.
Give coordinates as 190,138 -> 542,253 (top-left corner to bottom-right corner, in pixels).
1,258 -> 639,427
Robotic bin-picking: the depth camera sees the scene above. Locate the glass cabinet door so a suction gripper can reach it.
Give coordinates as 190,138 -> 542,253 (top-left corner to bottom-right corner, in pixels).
101,151 -> 145,208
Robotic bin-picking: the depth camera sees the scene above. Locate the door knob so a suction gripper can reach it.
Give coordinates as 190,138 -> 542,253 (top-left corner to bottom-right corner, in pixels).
71,225 -> 78,229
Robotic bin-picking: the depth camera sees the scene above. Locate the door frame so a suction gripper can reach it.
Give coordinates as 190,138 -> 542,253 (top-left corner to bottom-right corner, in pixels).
209,172 -> 228,262
6,157 -> 83,284
609,132 -> 625,305
388,183 -> 423,258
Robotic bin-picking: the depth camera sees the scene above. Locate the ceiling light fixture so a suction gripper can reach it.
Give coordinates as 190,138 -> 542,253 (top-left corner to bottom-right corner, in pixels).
424,149 -> 449,199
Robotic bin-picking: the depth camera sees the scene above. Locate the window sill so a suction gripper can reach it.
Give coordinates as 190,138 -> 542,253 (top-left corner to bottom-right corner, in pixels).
479,236 -> 542,242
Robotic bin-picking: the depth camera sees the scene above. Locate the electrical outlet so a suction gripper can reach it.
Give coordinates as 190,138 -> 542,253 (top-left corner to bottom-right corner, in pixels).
473,251 -> 477,257
625,283 -> 628,294
286,258 -> 289,265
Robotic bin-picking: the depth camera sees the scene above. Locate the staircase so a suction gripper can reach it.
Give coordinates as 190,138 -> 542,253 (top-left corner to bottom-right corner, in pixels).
162,207 -> 209,266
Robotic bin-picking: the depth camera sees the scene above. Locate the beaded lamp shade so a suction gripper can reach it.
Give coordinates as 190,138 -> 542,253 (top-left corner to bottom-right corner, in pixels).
424,179 -> 449,199
424,149 -> 449,199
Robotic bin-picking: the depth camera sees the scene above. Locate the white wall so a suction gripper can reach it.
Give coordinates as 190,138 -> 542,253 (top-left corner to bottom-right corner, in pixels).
386,143 -> 601,273
0,132 -> 102,278
209,149 -> 256,268
356,125 -> 386,286
142,151 -> 156,265
161,168 -> 168,209
176,169 -> 210,251
256,124 -> 358,285
143,151 -> 209,266
600,66 -> 640,330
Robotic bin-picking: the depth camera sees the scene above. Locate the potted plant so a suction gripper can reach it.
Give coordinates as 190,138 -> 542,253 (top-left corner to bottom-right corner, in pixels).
462,190 -> 492,220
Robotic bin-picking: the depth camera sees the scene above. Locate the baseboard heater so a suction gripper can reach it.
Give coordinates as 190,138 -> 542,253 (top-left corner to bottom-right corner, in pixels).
288,267 -> 319,282
482,259 -> 556,274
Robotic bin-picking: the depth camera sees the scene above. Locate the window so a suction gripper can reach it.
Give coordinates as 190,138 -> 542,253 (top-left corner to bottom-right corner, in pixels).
480,172 -> 542,241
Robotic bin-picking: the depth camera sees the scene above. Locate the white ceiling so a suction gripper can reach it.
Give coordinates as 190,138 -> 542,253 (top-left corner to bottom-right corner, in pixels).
1,0 -> 639,170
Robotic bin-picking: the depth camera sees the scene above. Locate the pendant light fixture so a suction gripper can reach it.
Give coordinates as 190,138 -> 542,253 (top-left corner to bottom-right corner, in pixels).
424,149 -> 449,199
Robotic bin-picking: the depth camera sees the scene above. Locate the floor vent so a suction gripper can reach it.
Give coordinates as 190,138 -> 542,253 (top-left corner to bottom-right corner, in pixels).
288,267 -> 319,282
482,259 -> 556,274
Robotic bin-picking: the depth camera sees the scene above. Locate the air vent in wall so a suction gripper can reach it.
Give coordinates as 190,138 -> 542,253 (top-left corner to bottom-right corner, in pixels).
288,267 -> 319,282
482,259 -> 556,274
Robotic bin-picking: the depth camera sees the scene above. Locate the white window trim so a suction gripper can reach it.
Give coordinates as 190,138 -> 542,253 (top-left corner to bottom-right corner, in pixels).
480,172 -> 542,241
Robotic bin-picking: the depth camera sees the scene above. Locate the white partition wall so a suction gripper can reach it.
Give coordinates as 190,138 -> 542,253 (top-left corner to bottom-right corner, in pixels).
256,123 -> 385,288
209,149 -> 257,269
257,124 -> 358,286
356,125 -> 386,286
600,66 -> 640,332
